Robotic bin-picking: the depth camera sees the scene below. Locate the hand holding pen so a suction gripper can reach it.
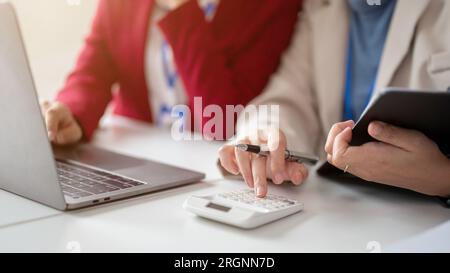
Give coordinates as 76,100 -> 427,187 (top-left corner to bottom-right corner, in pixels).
218,129 -> 316,198
235,144 -> 318,165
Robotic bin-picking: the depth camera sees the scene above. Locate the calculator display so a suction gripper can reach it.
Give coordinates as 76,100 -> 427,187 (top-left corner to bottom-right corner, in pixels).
206,202 -> 231,212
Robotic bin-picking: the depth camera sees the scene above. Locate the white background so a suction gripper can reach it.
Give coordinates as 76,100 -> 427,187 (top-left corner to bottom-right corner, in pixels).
9,0 -> 97,100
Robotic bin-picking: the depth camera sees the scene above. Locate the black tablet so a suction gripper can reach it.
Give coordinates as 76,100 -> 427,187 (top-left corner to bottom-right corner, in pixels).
317,88 -> 450,177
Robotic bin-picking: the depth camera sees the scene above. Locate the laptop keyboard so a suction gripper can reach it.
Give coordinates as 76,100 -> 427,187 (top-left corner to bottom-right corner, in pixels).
56,160 -> 145,199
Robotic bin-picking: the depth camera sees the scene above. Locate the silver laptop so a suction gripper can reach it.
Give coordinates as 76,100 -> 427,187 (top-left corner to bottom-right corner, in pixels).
0,3 -> 205,210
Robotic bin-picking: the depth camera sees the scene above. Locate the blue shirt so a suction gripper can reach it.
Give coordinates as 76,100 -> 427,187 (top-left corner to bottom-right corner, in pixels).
343,0 -> 397,121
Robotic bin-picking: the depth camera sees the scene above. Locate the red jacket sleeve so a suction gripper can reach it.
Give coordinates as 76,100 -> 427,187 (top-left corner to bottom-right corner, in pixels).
158,0 -> 302,139
56,0 -> 118,140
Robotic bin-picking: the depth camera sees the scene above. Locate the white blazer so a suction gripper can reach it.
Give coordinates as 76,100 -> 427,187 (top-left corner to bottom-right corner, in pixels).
237,0 -> 450,158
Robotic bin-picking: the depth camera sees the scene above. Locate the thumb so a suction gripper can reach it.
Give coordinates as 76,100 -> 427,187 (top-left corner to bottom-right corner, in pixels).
368,121 -> 423,151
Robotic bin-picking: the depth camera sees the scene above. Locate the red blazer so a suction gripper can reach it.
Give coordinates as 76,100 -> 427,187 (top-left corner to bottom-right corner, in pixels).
56,0 -> 302,140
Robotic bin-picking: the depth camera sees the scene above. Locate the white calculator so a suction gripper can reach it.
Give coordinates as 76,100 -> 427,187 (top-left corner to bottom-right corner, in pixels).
183,189 -> 303,229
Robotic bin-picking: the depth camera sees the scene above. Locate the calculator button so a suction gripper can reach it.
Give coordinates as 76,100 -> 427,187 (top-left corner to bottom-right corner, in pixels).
214,190 -> 300,212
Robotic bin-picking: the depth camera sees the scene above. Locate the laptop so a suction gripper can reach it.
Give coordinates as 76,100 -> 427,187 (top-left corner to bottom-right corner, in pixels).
0,3 -> 205,210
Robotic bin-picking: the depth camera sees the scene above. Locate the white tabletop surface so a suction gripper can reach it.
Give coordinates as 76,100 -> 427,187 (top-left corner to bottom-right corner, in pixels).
0,116 -> 449,253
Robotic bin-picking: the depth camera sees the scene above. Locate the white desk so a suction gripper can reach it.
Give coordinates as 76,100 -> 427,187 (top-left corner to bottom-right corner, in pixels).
0,117 -> 449,253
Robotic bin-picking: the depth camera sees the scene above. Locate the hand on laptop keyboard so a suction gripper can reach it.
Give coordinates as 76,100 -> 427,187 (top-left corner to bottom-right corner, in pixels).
40,101 -> 83,146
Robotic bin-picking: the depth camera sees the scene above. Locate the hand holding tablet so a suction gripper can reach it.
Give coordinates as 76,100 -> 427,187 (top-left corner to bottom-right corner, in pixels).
320,88 -> 450,198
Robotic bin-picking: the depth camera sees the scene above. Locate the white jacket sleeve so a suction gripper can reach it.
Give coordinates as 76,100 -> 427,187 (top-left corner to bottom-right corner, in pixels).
236,1 -> 322,156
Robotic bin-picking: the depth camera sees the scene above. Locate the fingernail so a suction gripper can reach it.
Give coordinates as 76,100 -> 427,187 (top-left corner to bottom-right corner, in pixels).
371,122 -> 384,136
256,187 -> 263,197
274,173 -> 284,184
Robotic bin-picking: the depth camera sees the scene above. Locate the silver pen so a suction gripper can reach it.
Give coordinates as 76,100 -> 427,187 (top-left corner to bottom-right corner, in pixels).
235,144 -> 319,165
